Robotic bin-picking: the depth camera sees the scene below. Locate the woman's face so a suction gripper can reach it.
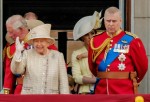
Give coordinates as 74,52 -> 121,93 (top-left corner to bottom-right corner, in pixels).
81,30 -> 95,46
33,38 -> 50,55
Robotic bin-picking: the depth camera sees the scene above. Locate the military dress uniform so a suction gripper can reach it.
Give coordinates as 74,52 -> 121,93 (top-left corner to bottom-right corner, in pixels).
88,30 -> 148,94
3,43 -> 29,94
3,43 -> 15,94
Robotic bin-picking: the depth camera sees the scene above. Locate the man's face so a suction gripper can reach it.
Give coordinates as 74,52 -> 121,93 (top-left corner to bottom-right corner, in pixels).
104,12 -> 122,35
7,25 -> 22,40
6,25 -> 27,41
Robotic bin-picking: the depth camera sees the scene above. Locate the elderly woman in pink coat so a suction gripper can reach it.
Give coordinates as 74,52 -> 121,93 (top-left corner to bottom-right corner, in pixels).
11,24 -> 69,94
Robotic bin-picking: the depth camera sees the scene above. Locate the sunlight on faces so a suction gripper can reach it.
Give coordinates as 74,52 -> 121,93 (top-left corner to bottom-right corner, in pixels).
33,38 -> 52,55
104,12 -> 122,35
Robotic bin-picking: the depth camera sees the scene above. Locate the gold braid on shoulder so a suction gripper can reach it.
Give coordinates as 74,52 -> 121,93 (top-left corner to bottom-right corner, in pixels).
125,31 -> 138,38
90,38 -> 111,62
6,46 -> 14,59
2,46 -> 7,61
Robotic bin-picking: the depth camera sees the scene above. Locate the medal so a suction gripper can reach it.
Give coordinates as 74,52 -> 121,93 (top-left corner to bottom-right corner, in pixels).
118,53 -> 126,62
118,63 -> 126,71
113,44 -> 129,53
118,53 -> 126,71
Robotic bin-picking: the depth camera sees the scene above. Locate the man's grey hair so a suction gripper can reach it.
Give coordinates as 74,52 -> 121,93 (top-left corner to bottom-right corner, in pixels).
104,6 -> 122,19
6,15 -> 27,29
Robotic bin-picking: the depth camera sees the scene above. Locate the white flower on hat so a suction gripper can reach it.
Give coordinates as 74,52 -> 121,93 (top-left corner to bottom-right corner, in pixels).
93,11 -> 103,29
73,10 -> 103,40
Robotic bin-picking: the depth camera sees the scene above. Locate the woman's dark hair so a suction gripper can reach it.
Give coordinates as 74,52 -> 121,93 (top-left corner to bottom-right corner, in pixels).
79,29 -> 97,41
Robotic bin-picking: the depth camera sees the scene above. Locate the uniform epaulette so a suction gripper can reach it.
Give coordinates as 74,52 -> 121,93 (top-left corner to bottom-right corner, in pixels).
93,31 -> 105,37
6,46 -> 14,59
9,42 -> 15,46
6,43 -> 15,59
125,31 -> 138,38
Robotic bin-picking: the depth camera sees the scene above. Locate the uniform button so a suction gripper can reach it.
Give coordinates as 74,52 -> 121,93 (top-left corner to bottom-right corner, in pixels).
109,48 -> 112,50
110,44 -> 112,46
107,69 -> 110,71
110,40 -> 113,42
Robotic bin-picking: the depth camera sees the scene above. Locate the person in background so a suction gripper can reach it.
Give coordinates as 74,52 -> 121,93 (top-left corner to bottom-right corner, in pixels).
71,11 -> 103,94
24,12 -> 38,20
11,24 -> 69,94
4,12 -> 44,47
88,6 -> 148,94
24,11 -> 58,50
2,15 -> 29,94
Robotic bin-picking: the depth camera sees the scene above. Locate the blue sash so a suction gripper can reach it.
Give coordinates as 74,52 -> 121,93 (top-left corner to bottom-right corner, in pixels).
98,34 -> 134,71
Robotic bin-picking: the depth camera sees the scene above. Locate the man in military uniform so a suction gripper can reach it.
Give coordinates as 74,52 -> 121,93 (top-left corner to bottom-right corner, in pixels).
88,7 -> 148,94
2,15 -> 29,94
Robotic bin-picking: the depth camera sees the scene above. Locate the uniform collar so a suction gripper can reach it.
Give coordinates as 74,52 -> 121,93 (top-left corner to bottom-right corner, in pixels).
107,29 -> 122,38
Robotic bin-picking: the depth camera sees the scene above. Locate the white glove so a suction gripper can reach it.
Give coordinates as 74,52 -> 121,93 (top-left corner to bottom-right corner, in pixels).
16,37 -> 24,52
14,37 -> 24,61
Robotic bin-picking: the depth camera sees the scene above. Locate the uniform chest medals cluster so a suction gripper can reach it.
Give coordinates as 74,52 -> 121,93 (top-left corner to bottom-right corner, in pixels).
114,41 -> 129,71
